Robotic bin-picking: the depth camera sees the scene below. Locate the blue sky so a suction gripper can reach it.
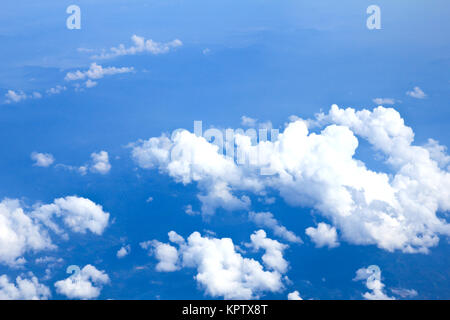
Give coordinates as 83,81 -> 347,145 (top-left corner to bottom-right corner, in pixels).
0,0 -> 449,300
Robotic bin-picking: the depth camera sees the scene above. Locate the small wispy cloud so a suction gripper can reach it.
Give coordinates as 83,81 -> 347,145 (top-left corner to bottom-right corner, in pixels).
92,35 -> 182,60
406,86 -> 426,99
373,97 -> 396,105
241,115 -> 257,127
65,63 -> 134,89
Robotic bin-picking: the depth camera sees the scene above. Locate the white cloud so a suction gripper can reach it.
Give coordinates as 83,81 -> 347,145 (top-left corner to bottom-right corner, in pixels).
249,212 -> 302,243
0,273 -> 51,300
406,86 -> 426,99
0,199 -> 54,266
31,152 -> 55,167
85,79 -> 97,88
4,90 -> 42,104
90,151 -> 111,174
424,138 -> 450,169
390,288 -> 418,298
287,290 -> 303,300
46,85 -> 67,95
373,98 -> 396,105
241,116 -> 257,127
248,230 -> 289,274
32,196 -> 110,235
144,230 -> 288,299
65,63 -> 134,82
184,204 -> 199,216
54,265 -> 109,299
305,223 -> 339,248
130,132 -> 256,215
353,265 -> 395,300
0,196 -> 109,266
131,105 -> 450,253
55,151 -> 112,175
4,90 -> 27,103
93,35 -> 182,59
32,92 -> 42,99
116,245 -> 131,259
141,240 -> 180,272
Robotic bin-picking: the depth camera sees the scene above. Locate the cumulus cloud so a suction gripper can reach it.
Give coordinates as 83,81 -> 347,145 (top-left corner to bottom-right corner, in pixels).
373,98 -> 396,105
116,245 -> 131,259
241,116 -> 257,127
130,132 -> 255,215
31,152 -> 55,167
141,240 -> 180,272
90,151 -> 111,174
55,150 -> 112,175
287,290 -> 303,300
406,86 -> 426,99
0,199 -> 54,266
130,105 -> 450,253
54,265 -> 109,299
46,85 -> 67,95
144,230 -> 289,299
0,196 -> 109,266
249,212 -> 302,243
32,196 -> 110,235
305,223 -> 339,248
85,79 -> 97,88
353,265 -> 395,300
64,63 -> 134,83
0,273 -> 51,300
4,90 -> 41,104
93,35 -> 182,59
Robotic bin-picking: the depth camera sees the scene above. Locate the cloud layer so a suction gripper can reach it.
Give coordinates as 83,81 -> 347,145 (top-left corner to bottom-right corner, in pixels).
131,105 -> 450,253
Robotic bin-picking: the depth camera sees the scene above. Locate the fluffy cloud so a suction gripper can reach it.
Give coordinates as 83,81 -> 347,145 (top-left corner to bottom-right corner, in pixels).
54,265 -> 109,299
0,273 -> 51,300
373,98 -> 396,105
0,199 -> 54,266
305,223 -> 339,248
140,240 -> 179,272
4,90 -> 41,104
130,132 -> 257,215
55,150 -> 112,175
353,265 -> 395,300
85,79 -> 97,88
32,196 -> 110,235
93,35 -> 182,59
64,63 -> 134,87
406,86 -> 426,99
0,196 -> 109,266
249,212 -> 302,243
287,290 -> 303,300
144,230 -> 289,299
116,245 -> 131,259
46,85 -> 66,95
90,151 -> 111,174
131,105 -> 450,253
31,152 -> 55,167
